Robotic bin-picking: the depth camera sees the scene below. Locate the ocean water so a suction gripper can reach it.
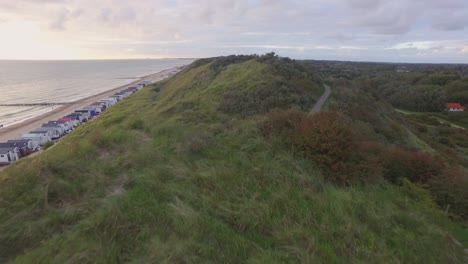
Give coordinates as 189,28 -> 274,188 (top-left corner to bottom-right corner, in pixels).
0,59 -> 193,127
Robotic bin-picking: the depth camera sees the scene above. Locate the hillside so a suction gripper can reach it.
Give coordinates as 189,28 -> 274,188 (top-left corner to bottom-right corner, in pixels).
0,55 -> 465,263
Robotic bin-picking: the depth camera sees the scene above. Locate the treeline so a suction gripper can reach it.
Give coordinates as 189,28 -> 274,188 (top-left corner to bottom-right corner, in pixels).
377,83 -> 446,112
305,60 -> 468,112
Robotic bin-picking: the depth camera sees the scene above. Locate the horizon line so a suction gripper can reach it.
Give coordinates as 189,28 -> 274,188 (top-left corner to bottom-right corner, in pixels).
0,57 -> 467,65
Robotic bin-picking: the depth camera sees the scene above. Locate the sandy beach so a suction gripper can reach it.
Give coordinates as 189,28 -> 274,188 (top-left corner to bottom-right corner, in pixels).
0,67 -> 180,142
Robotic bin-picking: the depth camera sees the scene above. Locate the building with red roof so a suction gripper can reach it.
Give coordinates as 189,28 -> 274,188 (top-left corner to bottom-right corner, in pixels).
446,103 -> 465,112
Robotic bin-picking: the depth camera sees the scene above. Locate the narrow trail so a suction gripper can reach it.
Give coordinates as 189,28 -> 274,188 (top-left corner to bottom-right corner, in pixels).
310,84 -> 331,113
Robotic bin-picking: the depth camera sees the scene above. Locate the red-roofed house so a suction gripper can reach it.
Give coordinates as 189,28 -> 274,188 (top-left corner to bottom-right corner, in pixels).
446,103 -> 465,112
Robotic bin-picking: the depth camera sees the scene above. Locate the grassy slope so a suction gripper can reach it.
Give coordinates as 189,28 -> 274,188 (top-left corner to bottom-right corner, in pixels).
0,58 -> 464,263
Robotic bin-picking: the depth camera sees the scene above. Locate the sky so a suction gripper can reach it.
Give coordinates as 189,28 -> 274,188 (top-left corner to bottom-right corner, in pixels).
0,0 -> 467,63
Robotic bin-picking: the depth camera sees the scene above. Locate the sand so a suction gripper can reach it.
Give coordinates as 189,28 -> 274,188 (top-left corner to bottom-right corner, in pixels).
0,66 -> 180,142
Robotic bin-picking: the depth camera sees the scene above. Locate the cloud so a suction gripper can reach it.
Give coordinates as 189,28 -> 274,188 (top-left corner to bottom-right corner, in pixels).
348,0 -> 383,9
432,15 -> 468,31
49,7 -> 70,31
117,6 -> 136,21
386,41 -> 436,50
0,0 -> 467,62
99,8 -> 112,23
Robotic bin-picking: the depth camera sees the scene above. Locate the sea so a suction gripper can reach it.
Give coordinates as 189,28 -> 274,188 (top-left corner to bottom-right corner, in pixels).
0,59 -> 193,127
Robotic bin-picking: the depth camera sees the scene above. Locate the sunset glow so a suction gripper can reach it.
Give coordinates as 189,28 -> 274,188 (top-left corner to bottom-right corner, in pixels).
0,0 -> 467,62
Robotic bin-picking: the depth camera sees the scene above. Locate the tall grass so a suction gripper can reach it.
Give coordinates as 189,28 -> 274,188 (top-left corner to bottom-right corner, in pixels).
0,56 -> 464,263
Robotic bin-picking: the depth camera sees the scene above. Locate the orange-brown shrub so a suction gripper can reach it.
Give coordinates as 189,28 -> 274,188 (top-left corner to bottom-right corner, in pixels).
381,147 -> 445,184
263,111 -> 381,185
261,109 -> 305,138
428,167 -> 468,220
289,112 -> 354,170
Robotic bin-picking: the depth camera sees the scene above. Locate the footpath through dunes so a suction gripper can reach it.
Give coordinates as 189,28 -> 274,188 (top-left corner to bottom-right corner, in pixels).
310,84 -> 331,113
0,67 -> 178,142
0,55 -> 464,263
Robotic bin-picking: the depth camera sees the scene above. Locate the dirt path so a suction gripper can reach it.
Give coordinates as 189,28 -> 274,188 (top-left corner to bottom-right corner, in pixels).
310,84 -> 331,113
0,67 -> 179,142
395,109 -> 465,130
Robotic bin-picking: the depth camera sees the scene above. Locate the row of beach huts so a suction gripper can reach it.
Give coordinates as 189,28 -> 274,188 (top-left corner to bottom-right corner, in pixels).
0,81 -> 152,166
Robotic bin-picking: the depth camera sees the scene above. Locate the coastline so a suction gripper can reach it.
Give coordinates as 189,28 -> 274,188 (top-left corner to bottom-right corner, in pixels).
0,66 -> 179,142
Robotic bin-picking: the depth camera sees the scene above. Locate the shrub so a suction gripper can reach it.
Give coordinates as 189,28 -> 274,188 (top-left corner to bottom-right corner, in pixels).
261,110 -> 305,138
263,111 -> 377,185
289,112 -> 354,171
42,141 -> 55,150
381,147 -> 445,184
129,119 -> 144,130
428,167 -> 468,220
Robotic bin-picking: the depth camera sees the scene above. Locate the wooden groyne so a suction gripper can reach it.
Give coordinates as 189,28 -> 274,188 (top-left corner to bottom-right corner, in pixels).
0,102 -> 73,107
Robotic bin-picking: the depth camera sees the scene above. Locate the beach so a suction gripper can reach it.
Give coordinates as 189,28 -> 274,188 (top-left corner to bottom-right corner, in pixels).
0,67 -> 179,142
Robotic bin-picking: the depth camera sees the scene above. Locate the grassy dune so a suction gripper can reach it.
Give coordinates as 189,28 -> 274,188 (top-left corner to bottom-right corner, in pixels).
0,56 -> 464,263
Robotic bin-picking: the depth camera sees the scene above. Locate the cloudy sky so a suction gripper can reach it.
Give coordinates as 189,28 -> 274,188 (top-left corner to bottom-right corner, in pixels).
0,0 -> 467,62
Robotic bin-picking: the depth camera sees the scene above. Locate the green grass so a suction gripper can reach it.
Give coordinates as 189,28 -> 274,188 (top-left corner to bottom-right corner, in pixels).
449,222 -> 468,248
0,57 -> 465,263
41,141 -> 55,150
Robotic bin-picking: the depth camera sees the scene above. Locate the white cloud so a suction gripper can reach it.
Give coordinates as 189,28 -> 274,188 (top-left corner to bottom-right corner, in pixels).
387,41 -> 436,50
0,0 -> 467,62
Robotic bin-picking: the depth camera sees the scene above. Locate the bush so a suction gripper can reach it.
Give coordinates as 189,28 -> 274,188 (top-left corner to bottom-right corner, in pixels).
42,141 -> 55,150
289,112 -> 354,170
381,147 -> 445,184
263,111 -> 380,185
428,167 -> 468,220
129,119 -> 144,130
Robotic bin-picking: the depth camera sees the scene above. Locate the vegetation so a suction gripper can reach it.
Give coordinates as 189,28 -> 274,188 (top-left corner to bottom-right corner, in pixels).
41,141 -> 55,150
305,60 -> 468,112
0,55 -> 466,263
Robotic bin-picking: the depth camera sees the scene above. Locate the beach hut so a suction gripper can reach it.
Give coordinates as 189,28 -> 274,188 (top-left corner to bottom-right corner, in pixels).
64,114 -> 83,123
31,127 -> 61,140
0,141 -> 33,157
110,94 -> 124,101
122,87 -> 137,95
58,117 -> 79,127
0,144 -> 20,159
7,139 -> 36,154
0,148 -> 11,165
42,122 -> 67,136
101,97 -> 117,106
52,120 -> 74,132
127,86 -> 138,93
140,81 -> 152,87
66,112 -> 87,123
114,92 -> 128,99
21,133 -> 51,146
74,109 -> 92,119
91,102 -> 106,111
0,147 -> 20,165
82,106 -> 100,115
97,100 -> 110,108
115,91 -> 128,98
